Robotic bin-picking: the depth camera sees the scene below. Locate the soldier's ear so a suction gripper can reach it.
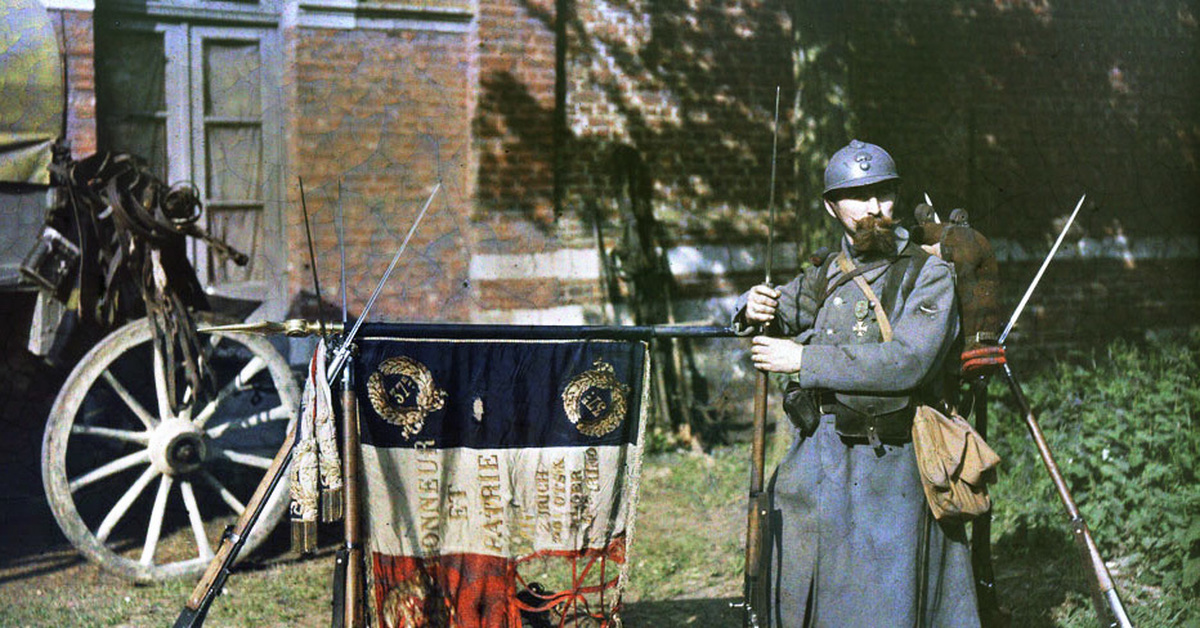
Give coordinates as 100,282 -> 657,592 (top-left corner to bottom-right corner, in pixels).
823,198 -> 837,219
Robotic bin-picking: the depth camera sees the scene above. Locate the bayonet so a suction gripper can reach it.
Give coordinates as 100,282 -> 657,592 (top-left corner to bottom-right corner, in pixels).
764,86 -> 780,285
924,192 -> 941,223
203,183 -> 442,376
327,181 -> 440,382
338,179 -> 347,326
734,86 -> 781,628
999,194 -> 1085,344
174,182 -> 440,628
298,177 -> 329,339
991,192 -> 1132,628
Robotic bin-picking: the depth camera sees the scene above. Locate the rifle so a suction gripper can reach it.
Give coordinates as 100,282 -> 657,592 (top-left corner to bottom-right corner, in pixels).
733,86 -> 781,628
996,194 -> 1132,628
173,183 -> 439,627
333,361 -> 365,628
172,427 -> 296,628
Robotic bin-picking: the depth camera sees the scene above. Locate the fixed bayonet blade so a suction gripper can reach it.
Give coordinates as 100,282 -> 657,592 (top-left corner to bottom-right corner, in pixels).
765,86 -> 780,285
337,179 -> 347,325
298,177 -> 328,338
999,193 -> 1086,345
327,182 -> 442,381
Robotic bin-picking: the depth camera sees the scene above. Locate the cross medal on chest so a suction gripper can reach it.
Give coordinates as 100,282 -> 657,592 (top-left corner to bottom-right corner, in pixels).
853,299 -> 871,337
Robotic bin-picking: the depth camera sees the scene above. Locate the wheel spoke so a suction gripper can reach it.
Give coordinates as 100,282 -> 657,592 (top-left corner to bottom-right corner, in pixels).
180,481 -> 214,560
71,424 -> 150,445
200,471 -> 246,515
178,386 -> 195,421
96,465 -> 159,543
192,356 -> 268,430
140,475 -> 174,565
101,371 -> 159,429
69,449 -> 151,493
205,404 -> 291,439
152,345 -> 176,422
212,445 -> 274,470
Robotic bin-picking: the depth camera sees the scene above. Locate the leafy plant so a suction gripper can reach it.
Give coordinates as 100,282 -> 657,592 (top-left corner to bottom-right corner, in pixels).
989,328 -> 1200,625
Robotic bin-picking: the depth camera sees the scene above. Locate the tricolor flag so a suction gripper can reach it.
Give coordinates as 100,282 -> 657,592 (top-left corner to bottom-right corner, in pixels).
354,328 -> 650,627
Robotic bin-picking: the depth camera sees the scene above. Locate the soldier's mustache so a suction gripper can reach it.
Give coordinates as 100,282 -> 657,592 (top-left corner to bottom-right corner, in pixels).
853,215 -> 896,256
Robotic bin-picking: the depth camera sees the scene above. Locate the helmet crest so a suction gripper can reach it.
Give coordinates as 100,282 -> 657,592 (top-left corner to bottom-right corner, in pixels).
823,139 -> 900,194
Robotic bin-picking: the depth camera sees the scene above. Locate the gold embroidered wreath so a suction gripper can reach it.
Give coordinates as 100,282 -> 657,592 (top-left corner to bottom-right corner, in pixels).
561,359 -> 629,437
367,356 -> 447,439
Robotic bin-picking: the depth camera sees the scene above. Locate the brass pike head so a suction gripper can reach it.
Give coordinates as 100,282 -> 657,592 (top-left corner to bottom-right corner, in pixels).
197,319 -> 344,337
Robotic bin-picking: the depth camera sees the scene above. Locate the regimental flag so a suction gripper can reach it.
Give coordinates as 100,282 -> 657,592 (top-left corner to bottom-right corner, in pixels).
354,331 -> 650,628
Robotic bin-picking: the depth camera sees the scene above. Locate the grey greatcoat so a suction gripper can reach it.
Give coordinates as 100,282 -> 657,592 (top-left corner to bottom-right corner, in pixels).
734,226 -> 981,628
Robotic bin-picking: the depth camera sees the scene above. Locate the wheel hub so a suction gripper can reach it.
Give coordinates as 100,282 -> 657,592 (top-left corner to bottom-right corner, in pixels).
148,418 -> 207,475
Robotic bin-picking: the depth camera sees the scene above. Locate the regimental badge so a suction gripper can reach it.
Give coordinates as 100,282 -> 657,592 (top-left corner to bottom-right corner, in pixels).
367,356 -> 448,439
562,359 -> 629,437
854,299 -> 870,321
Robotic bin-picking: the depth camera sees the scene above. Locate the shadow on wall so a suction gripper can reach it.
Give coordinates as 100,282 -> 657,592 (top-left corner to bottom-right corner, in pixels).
476,0 -> 1197,249
475,0 -> 849,247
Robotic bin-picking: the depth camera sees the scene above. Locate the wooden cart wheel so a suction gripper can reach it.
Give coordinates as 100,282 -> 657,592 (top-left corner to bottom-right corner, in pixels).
42,316 -> 300,582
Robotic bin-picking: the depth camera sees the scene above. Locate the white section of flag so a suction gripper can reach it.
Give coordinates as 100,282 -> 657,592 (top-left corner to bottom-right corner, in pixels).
361,444 -> 635,558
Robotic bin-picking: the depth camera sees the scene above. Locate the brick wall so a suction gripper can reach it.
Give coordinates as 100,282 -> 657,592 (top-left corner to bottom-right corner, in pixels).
61,0 -> 1195,341
564,0 -> 795,235
467,0 -> 801,323
288,24 -> 478,322
51,9 -> 96,158
844,0 -> 1199,243
475,0 -> 557,225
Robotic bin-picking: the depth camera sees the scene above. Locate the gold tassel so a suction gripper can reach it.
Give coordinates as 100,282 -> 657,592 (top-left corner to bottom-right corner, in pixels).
291,519 -> 318,554
321,486 -> 344,523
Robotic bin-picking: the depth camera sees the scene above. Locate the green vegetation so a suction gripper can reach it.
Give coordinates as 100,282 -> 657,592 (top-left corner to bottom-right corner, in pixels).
988,329 -> 1200,627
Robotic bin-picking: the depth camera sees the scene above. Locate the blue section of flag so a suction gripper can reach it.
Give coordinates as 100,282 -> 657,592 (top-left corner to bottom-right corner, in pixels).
354,337 -> 646,449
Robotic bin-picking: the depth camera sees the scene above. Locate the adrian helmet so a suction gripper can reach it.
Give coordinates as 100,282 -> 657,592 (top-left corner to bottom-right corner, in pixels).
823,139 -> 900,195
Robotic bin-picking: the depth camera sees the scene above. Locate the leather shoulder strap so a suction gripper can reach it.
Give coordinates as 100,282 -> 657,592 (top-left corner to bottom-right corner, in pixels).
836,253 -> 895,341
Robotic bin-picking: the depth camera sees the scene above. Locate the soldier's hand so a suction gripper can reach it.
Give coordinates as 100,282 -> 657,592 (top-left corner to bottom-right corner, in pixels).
751,336 -> 804,373
745,285 -> 781,324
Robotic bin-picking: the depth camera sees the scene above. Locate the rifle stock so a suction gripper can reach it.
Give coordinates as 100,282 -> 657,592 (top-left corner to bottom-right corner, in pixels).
736,370 -> 770,627
335,364 -> 365,628
968,379 -> 1007,627
174,427 -> 296,628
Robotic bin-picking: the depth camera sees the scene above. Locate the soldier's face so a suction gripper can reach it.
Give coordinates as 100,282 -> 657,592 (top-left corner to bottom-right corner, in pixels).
823,183 -> 897,240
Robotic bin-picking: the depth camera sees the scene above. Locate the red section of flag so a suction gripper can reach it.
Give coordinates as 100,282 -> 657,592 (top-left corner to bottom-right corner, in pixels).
371,537 -> 628,628
373,553 -> 518,628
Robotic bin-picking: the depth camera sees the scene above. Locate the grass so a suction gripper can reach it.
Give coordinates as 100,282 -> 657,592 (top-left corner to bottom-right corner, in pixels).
2,417 -> 1193,626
